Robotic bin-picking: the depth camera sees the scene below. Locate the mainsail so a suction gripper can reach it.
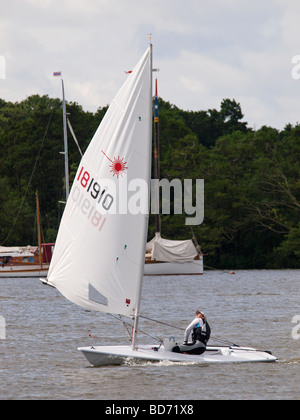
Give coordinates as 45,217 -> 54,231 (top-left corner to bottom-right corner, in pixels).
47,46 -> 153,318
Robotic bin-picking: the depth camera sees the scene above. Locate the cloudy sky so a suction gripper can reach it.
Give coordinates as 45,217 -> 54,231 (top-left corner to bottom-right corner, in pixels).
1,0 -> 300,130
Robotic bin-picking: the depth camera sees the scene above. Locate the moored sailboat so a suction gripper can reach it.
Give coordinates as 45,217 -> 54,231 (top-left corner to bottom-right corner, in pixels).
0,191 -> 54,278
144,79 -> 203,275
144,233 -> 203,275
0,244 -> 53,278
41,44 -> 276,365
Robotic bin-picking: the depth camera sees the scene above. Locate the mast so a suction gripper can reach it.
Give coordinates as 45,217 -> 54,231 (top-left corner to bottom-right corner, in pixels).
36,190 -> 42,269
53,72 -> 70,202
61,79 -> 70,201
153,78 -> 161,236
132,42 -> 153,350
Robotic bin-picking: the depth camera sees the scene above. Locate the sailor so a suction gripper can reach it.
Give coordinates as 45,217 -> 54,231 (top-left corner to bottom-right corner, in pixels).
184,310 -> 210,345
171,310 -> 209,355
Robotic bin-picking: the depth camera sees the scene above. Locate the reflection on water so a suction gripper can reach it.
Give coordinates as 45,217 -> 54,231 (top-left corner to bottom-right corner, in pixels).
0,269 -> 299,400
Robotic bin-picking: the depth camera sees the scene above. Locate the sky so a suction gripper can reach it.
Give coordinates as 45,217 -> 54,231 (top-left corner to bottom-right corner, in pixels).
1,0 -> 300,130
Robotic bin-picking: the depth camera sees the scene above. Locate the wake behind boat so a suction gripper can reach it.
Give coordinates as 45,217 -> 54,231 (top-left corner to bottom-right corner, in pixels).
41,43 -> 277,366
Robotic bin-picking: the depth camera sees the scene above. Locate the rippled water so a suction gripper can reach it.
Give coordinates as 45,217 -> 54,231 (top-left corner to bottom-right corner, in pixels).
0,269 -> 299,400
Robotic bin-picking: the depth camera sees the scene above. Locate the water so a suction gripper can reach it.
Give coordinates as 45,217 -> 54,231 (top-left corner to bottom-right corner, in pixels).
0,270 -> 299,400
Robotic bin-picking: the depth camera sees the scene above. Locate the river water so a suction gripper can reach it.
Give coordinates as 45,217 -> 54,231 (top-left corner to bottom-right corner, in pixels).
0,269 -> 299,400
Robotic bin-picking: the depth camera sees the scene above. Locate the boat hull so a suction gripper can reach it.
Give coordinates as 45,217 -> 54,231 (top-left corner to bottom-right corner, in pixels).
78,343 -> 277,366
144,258 -> 203,276
0,265 -> 49,278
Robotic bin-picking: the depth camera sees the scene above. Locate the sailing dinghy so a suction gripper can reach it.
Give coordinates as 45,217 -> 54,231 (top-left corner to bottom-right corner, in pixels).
42,44 -> 276,366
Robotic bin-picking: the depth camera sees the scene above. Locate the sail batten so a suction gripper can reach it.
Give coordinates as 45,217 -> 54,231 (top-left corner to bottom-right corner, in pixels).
47,46 -> 152,318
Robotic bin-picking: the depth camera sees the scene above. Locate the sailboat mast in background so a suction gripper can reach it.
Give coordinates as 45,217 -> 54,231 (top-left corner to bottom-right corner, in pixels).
61,78 -> 69,201
35,190 -> 42,269
53,71 -> 69,202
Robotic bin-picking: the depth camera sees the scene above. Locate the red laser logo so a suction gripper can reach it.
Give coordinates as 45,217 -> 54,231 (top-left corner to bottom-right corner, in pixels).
101,150 -> 128,178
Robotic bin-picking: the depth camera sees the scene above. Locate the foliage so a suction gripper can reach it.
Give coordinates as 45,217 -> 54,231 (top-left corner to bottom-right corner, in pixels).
0,94 -> 299,269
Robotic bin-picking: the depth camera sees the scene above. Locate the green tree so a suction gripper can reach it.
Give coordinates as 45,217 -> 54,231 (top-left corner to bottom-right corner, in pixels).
0,94 -> 299,269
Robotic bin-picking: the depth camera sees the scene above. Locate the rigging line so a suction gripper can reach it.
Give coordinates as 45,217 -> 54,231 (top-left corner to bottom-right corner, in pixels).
119,314 -> 132,341
139,314 -> 240,347
210,336 -> 240,347
136,328 -> 162,343
108,313 -> 161,343
0,107 -> 55,246
203,264 -> 235,274
108,314 -> 132,340
67,117 -> 83,157
109,314 -> 240,347
139,314 -> 184,331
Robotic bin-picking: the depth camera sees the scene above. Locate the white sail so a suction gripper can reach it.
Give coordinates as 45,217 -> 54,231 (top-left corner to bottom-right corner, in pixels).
47,46 -> 152,318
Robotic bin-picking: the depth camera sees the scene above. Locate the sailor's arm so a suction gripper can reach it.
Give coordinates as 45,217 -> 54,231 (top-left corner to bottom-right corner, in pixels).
183,318 -> 199,343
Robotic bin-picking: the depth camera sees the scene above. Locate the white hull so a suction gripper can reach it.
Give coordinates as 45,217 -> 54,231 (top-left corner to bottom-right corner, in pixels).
78,343 -> 277,366
144,258 -> 203,276
0,265 -> 49,278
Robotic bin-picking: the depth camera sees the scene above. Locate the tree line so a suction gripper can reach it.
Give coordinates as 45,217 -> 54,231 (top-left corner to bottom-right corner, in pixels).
0,95 -> 299,269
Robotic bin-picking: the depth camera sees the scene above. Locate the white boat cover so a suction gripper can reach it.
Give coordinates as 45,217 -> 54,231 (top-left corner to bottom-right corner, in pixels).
146,235 -> 198,263
0,245 -> 37,257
